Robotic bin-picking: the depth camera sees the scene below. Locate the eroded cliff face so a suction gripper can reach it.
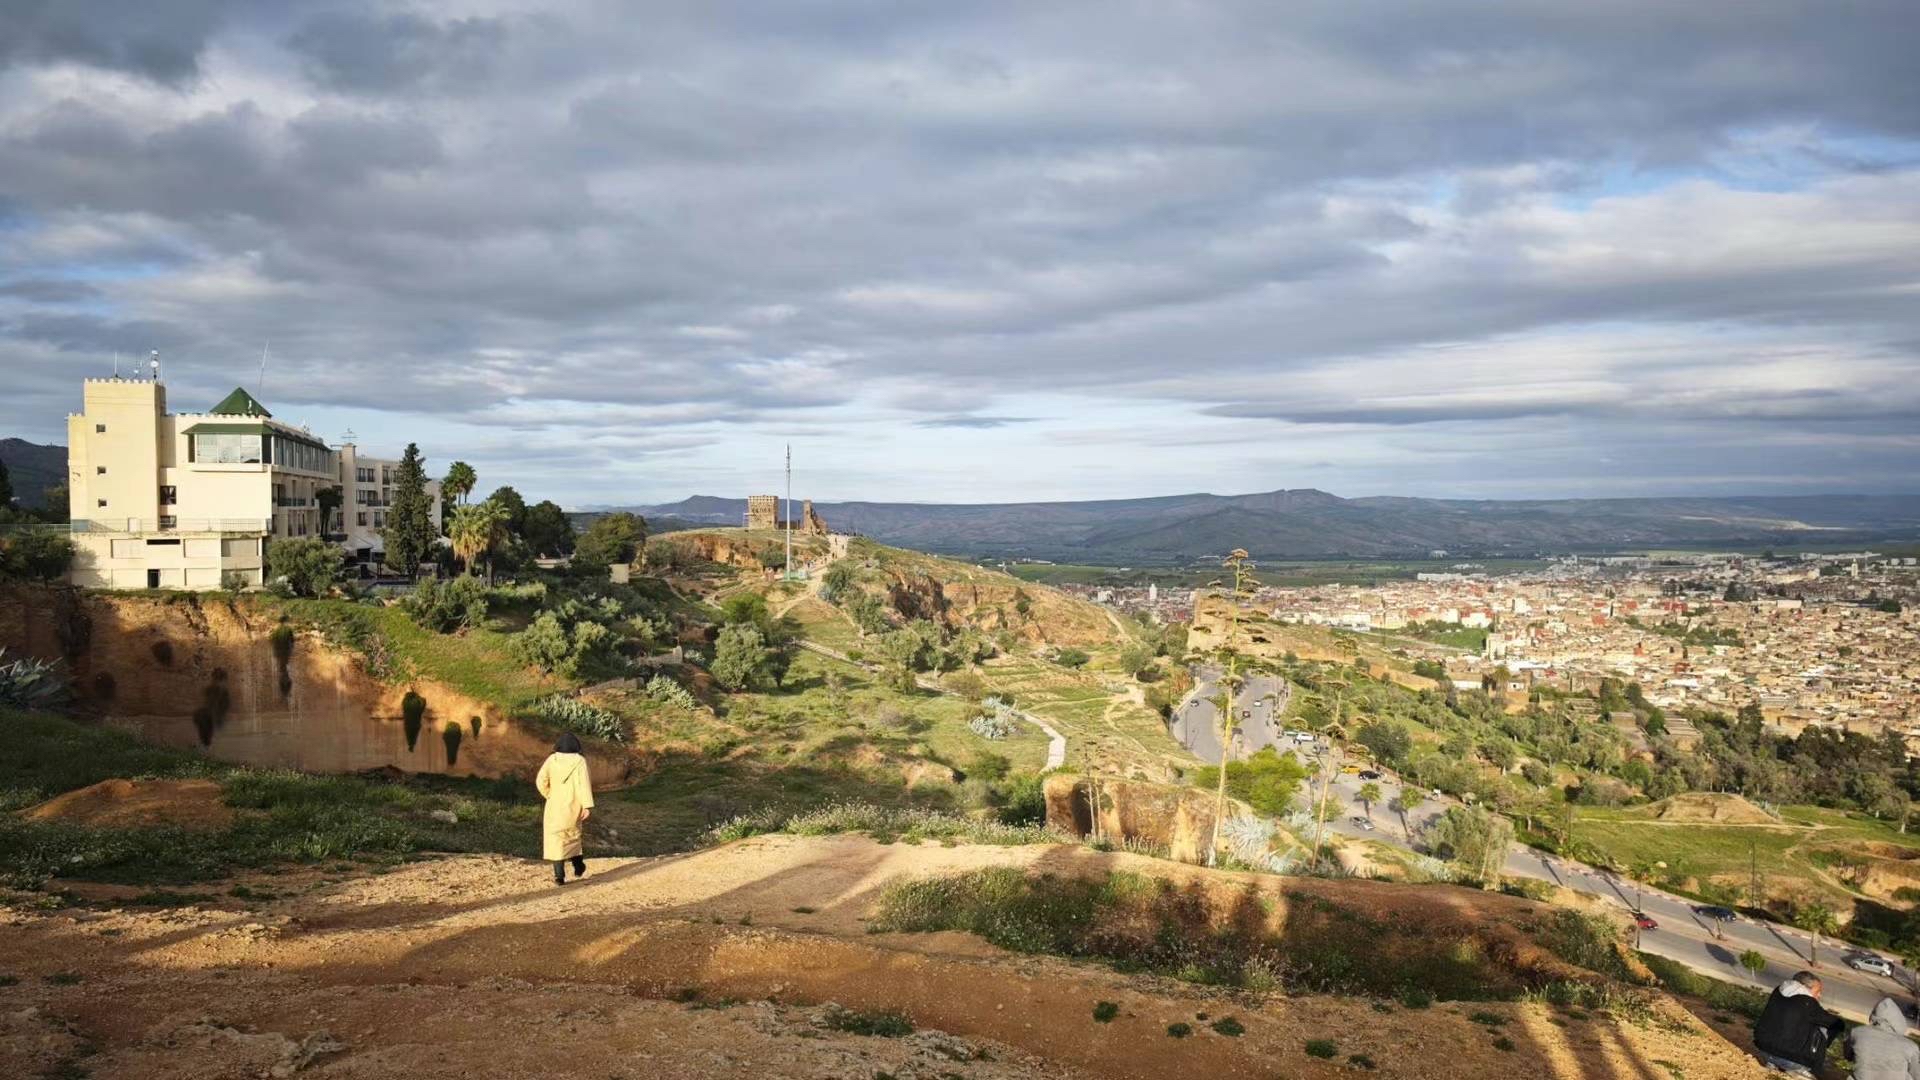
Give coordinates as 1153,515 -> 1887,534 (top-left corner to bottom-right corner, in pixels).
0,586 -> 629,786
884,572 -> 1113,648
1043,774 -> 1223,864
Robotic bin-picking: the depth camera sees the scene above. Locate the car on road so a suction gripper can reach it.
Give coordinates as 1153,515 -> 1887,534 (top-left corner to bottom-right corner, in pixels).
1692,905 -> 1738,922
1848,954 -> 1895,978
1294,732 -> 1315,744
1346,816 -> 1375,831
1341,764 -> 1363,775
1357,770 -> 1383,781
1633,912 -> 1659,930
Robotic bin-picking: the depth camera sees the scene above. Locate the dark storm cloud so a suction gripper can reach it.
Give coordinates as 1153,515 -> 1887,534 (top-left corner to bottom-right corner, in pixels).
0,0 -> 1916,498
0,0 -> 234,83
285,11 -> 512,94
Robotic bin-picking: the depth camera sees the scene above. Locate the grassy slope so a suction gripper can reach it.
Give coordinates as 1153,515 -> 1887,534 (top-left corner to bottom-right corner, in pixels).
0,707 -> 547,886
1573,800 -> 1920,910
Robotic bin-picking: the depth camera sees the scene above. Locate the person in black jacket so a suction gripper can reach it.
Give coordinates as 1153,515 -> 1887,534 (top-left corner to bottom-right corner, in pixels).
1753,971 -> 1846,1077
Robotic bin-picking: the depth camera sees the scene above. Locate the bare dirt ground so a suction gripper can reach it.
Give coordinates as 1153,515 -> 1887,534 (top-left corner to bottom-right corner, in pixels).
0,835 -> 1774,1080
25,778 -> 235,830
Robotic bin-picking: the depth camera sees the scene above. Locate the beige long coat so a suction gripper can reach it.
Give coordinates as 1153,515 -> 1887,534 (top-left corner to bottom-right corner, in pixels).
535,752 -> 595,861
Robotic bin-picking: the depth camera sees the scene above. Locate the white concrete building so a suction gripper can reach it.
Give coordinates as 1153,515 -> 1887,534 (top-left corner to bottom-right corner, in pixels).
65,377 -> 438,589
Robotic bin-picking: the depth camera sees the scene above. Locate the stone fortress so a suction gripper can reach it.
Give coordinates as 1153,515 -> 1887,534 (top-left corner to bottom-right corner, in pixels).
745,494 -> 830,536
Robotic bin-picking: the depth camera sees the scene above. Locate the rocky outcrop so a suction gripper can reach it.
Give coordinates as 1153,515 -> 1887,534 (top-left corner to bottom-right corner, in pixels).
1043,774 -> 1227,864
884,571 -> 1113,648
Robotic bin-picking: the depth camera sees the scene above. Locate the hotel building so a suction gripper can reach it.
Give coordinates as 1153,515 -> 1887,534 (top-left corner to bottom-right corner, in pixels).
64,376 -> 438,589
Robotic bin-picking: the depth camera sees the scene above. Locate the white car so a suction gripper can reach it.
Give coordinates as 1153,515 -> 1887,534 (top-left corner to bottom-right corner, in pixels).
1294,732 -> 1316,744
1848,954 -> 1894,978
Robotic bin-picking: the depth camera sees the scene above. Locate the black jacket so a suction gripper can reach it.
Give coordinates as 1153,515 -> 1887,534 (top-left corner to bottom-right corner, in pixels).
1754,982 -> 1845,1069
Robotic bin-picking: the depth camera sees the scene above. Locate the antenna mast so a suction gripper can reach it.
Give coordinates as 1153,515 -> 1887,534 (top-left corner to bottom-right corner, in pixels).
784,443 -> 793,578
260,341 -> 270,393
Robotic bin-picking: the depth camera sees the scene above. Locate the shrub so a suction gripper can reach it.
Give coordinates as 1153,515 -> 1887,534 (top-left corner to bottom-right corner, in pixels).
1210,1017 -> 1245,1037
1054,647 -> 1090,669
0,650 -> 69,710
514,611 -> 624,681
644,675 -> 697,710
1305,1039 -> 1337,1058
0,530 -> 74,582
1492,1037 -> 1515,1052
708,802 -> 1057,847
402,690 -> 427,751
818,1006 -> 913,1038
265,537 -> 343,598
1190,748 -> 1309,816
401,576 -> 490,633
1093,1001 -> 1119,1023
1167,1022 -> 1192,1038
1348,1054 -> 1377,1069
531,695 -> 627,742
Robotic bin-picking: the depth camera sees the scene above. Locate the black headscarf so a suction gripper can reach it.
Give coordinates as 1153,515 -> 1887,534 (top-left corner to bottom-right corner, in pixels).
554,732 -> 583,754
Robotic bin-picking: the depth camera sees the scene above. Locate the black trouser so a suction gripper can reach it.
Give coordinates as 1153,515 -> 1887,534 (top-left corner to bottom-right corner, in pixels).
553,855 -> 586,882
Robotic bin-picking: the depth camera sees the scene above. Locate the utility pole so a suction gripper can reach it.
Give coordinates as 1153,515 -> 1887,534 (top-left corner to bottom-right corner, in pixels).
1750,837 -> 1759,911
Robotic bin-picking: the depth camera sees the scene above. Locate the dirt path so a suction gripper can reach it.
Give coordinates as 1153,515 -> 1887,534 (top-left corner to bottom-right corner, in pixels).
1,835 -> 1771,1080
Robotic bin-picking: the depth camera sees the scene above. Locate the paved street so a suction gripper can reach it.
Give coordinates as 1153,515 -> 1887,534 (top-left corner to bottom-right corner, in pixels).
1168,666 -> 1916,1021
1308,764 -> 1914,1021
1169,666 -> 1291,765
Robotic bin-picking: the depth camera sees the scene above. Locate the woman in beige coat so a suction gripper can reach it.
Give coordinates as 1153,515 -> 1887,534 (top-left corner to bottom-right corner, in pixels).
536,732 -> 595,885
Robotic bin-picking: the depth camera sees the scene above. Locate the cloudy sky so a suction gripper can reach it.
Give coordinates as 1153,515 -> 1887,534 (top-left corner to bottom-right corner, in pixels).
3,1 -> 1918,507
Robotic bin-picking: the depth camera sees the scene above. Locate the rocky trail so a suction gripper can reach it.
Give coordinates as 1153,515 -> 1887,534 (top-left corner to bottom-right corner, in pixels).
0,834 -> 1777,1079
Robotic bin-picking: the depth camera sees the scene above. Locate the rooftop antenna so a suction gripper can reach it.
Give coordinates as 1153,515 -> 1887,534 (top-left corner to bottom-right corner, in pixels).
339,428 -> 357,446
113,350 -> 120,378
149,350 -> 161,382
259,341 -> 270,393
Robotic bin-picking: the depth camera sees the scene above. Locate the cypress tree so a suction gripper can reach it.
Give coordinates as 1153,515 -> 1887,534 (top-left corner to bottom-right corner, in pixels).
382,443 -> 433,578
0,456 -> 13,508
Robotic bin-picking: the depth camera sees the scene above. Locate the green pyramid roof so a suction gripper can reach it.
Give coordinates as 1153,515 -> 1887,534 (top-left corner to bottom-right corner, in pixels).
209,387 -> 272,417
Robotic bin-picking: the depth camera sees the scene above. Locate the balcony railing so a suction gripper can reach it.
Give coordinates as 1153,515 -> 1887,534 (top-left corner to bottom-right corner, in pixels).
275,497 -> 313,508
71,517 -> 272,535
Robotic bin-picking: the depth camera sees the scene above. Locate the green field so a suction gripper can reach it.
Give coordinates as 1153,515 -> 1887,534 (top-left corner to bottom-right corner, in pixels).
1570,800 -> 1920,915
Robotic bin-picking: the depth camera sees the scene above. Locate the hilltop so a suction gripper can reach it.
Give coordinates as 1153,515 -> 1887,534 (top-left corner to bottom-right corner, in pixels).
0,438 -> 63,508
619,489 -> 1920,562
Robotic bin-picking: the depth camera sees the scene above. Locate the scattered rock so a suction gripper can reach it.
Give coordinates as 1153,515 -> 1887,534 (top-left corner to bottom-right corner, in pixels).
429,809 -> 460,825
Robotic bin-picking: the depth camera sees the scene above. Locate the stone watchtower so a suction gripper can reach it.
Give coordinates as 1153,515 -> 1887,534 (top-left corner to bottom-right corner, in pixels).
746,494 -> 778,531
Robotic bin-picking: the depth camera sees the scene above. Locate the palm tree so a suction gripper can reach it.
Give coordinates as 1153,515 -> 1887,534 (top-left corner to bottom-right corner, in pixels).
1395,787 -> 1426,843
448,500 -> 507,584
442,461 -> 477,507
1794,902 -> 1838,967
1356,781 -> 1383,821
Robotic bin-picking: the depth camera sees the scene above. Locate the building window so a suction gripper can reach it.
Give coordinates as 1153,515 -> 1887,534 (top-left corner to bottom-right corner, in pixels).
374,512 -> 385,527
96,466 -> 106,475
159,486 -> 177,505
96,498 -> 107,508
159,515 -> 177,529
357,512 -> 368,526
192,432 -> 264,464
95,424 -> 106,433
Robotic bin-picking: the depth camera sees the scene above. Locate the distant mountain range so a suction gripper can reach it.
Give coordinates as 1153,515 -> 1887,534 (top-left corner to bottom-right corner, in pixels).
620,489 -> 1920,563
0,439 -> 64,509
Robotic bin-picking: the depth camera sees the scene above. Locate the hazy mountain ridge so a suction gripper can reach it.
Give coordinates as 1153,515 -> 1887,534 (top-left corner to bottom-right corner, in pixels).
620,489 -> 1920,562
0,438 -> 64,508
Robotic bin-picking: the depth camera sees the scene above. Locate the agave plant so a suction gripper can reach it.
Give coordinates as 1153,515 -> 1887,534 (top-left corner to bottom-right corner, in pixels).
0,648 -> 70,710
